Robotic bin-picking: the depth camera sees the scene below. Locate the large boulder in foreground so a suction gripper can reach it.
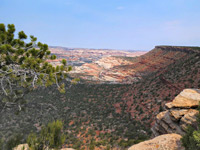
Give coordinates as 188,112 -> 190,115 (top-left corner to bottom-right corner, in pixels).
152,89 -> 200,136
171,89 -> 200,108
128,134 -> 184,150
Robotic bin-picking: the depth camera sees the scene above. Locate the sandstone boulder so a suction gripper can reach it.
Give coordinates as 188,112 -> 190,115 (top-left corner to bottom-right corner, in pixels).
13,144 -> 29,150
165,102 -> 174,109
152,89 -> 200,137
172,89 -> 200,108
128,134 -> 184,150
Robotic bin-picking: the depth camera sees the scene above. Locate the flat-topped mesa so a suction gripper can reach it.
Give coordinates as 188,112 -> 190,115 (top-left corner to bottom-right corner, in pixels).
152,89 -> 200,137
155,45 -> 200,53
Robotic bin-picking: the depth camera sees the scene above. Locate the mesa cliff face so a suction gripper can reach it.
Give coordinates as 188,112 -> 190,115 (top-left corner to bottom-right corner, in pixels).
121,46 -> 200,125
70,46 -> 200,83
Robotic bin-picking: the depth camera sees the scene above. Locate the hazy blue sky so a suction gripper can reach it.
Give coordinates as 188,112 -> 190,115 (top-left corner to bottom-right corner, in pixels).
1,0 -> 200,50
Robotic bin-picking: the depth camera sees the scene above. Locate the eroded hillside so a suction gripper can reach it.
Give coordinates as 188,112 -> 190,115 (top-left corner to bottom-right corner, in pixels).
48,46 -> 146,68
70,46 -> 199,83
122,46 -> 200,126
48,46 -> 147,83
0,46 -> 200,149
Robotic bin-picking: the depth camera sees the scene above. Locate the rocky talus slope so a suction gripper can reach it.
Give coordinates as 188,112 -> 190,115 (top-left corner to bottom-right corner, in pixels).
129,88 -> 200,150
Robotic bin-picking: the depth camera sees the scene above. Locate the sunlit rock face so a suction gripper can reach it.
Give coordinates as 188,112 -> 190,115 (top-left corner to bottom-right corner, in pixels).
128,134 -> 185,150
129,88 -> 200,150
152,89 -> 200,137
172,89 -> 200,108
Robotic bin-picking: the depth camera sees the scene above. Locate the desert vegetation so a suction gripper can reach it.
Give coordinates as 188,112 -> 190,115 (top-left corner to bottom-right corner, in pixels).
0,24 -> 200,150
181,106 -> 200,150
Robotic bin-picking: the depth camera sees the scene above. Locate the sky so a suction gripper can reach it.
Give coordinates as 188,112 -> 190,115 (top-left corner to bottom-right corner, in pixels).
1,0 -> 200,50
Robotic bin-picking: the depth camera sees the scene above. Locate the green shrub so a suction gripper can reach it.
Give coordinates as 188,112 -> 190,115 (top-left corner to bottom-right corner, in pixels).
5,134 -> 23,150
27,120 -> 66,150
181,108 -> 200,150
0,138 -> 3,150
0,23 -> 69,111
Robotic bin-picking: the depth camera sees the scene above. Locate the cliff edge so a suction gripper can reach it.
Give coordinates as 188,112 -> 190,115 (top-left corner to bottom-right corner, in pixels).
129,88 -> 200,150
152,89 -> 200,136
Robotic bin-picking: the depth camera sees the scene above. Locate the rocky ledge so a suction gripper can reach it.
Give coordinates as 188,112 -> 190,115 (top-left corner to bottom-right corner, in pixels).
155,46 -> 200,53
128,134 -> 184,150
129,89 -> 200,150
152,89 -> 200,137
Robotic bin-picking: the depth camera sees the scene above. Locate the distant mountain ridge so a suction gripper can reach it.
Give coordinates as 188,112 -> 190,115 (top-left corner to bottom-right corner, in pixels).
49,46 -> 146,52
